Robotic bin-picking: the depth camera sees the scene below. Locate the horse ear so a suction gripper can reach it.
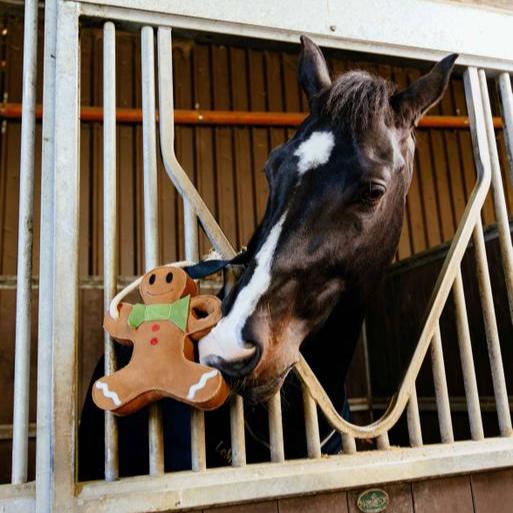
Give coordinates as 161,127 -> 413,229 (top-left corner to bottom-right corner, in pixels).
298,35 -> 331,106
391,54 -> 458,127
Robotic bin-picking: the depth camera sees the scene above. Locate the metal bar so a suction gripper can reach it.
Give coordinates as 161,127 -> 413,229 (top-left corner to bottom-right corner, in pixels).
35,0 -> 57,509
498,73 -> 513,183
430,323 -> 454,443
0,103 -> 503,129
376,433 -> 390,450
302,383 -> 321,458
141,25 -> 164,475
471,216 -> 512,436
102,21 -> 119,481
341,433 -> 356,454
268,392 -> 285,462
453,270 -> 484,440
49,1 -> 80,509
229,395 -> 246,466
11,0 -> 38,485
406,385 -> 423,447
480,70 -> 513,326
294,67 -> 492,439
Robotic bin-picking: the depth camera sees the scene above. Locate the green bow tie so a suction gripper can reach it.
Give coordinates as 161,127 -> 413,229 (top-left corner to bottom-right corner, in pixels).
127,295 -> 191,331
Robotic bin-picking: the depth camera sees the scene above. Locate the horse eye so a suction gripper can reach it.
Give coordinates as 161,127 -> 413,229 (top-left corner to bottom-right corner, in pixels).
149,274 -> 156,285
359,182 -> 386,205
166,272 -> 173,284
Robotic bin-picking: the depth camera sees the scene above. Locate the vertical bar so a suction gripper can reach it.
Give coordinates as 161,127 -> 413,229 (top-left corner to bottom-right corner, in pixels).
341,433 -> 356,454
268,392 -> 285,462
471,217 -> 512,436
230,395 -> 246,466
453,270 -> 484,440
376,433 -> 390,450
49,1 -> 80,510
498,74 -> 513,187
103,21 -> 119,481
480,70 -> 513,324
406,385 -> 423,447
361,321 -> 374,422
141,25 -> 164,475
36,0 -> 57,509
430,323 -> 454,443
302,383 -> 321,458
11,0 -> 38,485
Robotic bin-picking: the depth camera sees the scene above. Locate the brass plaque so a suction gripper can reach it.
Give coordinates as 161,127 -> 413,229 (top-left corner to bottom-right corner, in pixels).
356,489 -> 389,513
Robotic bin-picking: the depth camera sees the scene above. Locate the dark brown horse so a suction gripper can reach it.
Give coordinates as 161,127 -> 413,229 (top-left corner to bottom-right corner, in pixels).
79,37 -> 457,477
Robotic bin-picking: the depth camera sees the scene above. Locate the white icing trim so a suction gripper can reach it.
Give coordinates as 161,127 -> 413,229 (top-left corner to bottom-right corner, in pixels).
95,380 -> 122,407
187,369 -> 220,400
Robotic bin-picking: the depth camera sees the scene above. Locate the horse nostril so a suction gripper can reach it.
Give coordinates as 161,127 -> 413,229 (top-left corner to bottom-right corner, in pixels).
204,343 -> 261,379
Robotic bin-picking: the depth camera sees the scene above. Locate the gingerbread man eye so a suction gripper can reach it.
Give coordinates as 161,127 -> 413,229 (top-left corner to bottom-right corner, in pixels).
166,272 -> 174,284
149,274 -> 156,285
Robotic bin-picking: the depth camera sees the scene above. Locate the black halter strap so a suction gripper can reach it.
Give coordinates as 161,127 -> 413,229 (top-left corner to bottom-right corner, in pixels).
182,250 -> 249,280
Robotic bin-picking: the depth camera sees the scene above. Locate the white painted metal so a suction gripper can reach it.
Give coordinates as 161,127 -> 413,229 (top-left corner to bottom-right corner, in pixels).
48,1 -> 81,510
302,383 -> 321,458
11,0 -> 38,485
498,74 -> 513,181
102,21 -> 119,481
77,0 -> 513,71
268,392 -> 285,462
430,323 -> 454,443
406,385 -> 423,447
341,433 -> 356,455
453,270 -> 484,440
230,395 -> 247,467
35,0 -> 57,508
376,433 -> 390,450
141,25 -> 165,475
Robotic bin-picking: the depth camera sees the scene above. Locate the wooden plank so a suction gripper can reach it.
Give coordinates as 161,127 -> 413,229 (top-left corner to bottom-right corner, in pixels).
194,43 -> 217,255
212,44 -> 237,248
280,491 -> 348,513
471,468 -> 513,513
204,500 -> 278,513
348,483 -> 413,513
117,33 -> 137,276
265,51 -> 287,151
412,475 -> 474,513
248,48 -> 269,222
230,46 -> 256,247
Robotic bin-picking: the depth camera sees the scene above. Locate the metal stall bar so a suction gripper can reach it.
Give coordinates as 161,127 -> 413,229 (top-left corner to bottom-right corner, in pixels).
406,385 -> 423,447
11,0 -> 39,485
156,26 -> 247,468
478,71 -> 513,323
268,393 -> 285,462
499,73 -> 513,181
36,0 -> 57,509
141,26 -> 164,475
453,270 -> 484,440
47,0 -> 81,510
294,67 -> 492,439
103,21 -> 119,481
155,27 -> 206,471
430,323 -> 454,443
302,384 -> 321,458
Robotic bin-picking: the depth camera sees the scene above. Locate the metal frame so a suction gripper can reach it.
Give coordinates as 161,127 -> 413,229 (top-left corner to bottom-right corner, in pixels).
3,1 -> 513,512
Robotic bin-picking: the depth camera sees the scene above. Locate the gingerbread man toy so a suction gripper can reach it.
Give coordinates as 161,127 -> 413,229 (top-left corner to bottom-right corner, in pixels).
92,265 -> 229,415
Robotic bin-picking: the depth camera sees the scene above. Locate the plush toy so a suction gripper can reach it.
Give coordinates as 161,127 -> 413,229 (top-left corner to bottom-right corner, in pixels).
92,265 -> 229,415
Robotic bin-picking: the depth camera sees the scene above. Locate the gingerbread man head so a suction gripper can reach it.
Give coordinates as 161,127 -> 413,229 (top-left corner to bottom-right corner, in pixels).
92,266 -> 229,415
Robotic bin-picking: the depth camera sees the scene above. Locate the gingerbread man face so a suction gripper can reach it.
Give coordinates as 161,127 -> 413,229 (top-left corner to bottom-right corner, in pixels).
92,266 -> 229,415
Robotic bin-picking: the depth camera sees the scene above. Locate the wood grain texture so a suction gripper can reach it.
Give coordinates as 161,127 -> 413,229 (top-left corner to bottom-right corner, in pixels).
471,468 -> 513,513
412,476 -> 474,513
280,491 -> 348,513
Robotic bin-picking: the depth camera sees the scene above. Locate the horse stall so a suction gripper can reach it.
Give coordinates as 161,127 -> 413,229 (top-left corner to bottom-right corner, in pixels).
1,0 -> 513,512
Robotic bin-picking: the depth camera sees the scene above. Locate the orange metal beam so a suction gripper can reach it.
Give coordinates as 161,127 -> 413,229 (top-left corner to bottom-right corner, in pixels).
0,103 -> 503,129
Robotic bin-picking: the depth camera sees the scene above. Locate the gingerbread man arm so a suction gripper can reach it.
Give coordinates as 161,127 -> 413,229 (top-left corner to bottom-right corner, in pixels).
103,303 -> 135,345
187,295 -> 222,341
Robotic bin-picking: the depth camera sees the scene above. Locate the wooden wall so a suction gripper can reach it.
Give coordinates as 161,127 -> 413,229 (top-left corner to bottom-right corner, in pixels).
1,15 -> 513,483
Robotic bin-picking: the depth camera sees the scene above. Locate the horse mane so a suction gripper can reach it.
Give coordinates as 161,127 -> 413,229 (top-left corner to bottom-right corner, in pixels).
318,70 -> 396,135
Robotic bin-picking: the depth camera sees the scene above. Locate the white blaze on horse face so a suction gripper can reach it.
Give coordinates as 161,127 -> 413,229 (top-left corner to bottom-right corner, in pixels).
199,213 -> 287,364
294,130 -> 335,175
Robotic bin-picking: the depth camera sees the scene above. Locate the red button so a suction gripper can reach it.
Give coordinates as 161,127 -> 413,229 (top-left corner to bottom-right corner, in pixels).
151,324 -> 160,332
150,337 -> 158,345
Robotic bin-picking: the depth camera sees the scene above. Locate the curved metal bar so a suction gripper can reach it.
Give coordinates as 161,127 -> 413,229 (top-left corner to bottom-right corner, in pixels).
294,67 -> 492,438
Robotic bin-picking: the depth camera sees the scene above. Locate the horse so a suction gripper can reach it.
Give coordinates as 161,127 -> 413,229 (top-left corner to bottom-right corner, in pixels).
79,36 -> 457,478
